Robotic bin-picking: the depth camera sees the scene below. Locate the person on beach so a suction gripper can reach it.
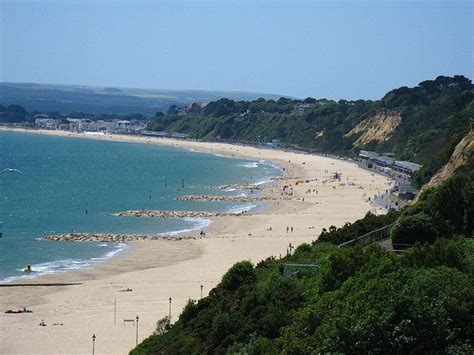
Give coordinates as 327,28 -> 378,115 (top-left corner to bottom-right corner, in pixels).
286,226 -> 289,233
291,226 -> 294,233
5,306 -> 31,314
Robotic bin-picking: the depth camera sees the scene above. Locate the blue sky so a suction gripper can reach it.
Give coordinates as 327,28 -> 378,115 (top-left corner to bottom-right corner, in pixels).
1,1 -> 472,99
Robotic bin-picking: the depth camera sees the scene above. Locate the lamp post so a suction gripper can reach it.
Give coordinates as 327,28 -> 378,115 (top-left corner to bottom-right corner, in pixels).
135,316 -> 139,346
168,297 -> 172,321
200,284 -> 203,299
92,334 -> 96,355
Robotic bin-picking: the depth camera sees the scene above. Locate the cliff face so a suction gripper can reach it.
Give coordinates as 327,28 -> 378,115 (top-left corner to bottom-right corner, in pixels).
345,111 -> 401,146
421,129 -> 474,192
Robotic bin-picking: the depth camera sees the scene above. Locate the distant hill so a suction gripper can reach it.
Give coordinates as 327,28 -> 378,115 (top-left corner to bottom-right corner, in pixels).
0,82 -> 287,115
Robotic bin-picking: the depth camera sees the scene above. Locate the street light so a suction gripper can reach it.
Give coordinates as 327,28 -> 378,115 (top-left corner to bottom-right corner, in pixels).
200,284 -> 203,299
168,297 -> 172,321
135,316 -> 139,346
92,334 -> 96,355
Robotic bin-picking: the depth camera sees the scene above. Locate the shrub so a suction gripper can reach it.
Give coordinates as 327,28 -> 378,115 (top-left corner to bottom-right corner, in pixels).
221,261 -> 256,291
391,212 -> 444,245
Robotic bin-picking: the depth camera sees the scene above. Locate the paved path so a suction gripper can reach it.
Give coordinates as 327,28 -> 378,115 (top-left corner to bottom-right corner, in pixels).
377,237 -> 394,251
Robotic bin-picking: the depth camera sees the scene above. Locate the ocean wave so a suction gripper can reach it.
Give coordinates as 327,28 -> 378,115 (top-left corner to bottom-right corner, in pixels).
238,161 -> 259,168
252,178 -> 273,186
158,217 -> 212,236
227,203 -> 258,214
256,159 -> 285,174
2,243 -> 129,283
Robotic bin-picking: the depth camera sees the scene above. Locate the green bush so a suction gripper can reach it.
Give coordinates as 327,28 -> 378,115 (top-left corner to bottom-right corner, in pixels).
221,261 -> 257,291
391,212 -> 444,245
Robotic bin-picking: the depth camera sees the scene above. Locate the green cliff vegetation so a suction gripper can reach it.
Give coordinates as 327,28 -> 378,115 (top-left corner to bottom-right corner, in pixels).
131,162 -> 474,354
147,76 -> 474,187
391,158 -> 474,246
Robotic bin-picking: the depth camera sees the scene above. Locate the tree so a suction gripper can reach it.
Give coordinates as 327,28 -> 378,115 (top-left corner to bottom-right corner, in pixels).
167,105 -> 178,115
221,261 -> 256,291
391,212 -> 444,245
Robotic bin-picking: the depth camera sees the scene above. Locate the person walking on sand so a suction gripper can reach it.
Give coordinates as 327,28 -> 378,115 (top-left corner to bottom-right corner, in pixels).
286,226 -> 289,233
291,226 -> 294,233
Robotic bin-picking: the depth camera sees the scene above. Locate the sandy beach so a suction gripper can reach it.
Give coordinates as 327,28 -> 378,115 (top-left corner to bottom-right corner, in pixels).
0,128 -> 392,354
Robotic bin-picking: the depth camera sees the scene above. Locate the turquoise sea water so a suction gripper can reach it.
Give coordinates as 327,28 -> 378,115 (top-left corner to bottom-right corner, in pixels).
0,131 -> 280,282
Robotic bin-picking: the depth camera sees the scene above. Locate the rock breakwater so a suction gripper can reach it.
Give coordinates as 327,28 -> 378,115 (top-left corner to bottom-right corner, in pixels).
219,184 -> 264,190
176,195 -> 283,202
43,232 -> 202,242
114,210 -> 248,218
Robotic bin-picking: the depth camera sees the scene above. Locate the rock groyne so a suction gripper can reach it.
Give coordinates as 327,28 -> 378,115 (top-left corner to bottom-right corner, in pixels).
176,195 -> 284,202
114,210 -> 248,218
43,232 -> 202,243
219,184 -> 264,190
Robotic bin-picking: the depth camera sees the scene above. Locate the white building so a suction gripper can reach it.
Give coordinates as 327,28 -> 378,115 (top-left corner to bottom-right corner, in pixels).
394,161 -> 422,174
35,118 -> 58,129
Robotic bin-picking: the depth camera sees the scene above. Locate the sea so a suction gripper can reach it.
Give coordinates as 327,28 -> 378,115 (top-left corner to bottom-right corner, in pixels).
0,131 -> 281,282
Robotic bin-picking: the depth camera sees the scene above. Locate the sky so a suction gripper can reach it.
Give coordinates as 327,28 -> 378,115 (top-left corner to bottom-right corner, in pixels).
1,0 -> 473,100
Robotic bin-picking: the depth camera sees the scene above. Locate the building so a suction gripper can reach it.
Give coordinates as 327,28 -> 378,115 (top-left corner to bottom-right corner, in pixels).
266,139 -> 280,149
142,130 -> 169,137
66,118 -> 84,132
35,118 -> 58,129
81,121 -> 96,132
374,156 -> 395,167
359,150 -> 380,160
141,130 -> 189,139
292,103 -> 312,115
96,120 -> 116,132
115,120 -> 132,131
58,123 -> 69,130
359,151 -> 421,175
170,132 -> 190,139
393,183 -> 417,200
394,160 -> 422,174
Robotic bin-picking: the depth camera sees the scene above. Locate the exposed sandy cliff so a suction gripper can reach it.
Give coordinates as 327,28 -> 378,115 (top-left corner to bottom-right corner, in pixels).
345,111 -> 401,146
421,129 -> 474,192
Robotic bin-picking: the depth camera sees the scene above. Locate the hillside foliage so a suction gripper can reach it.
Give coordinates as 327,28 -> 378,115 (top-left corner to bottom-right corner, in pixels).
131,168 -> 474,355
148,76 -> 474,186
